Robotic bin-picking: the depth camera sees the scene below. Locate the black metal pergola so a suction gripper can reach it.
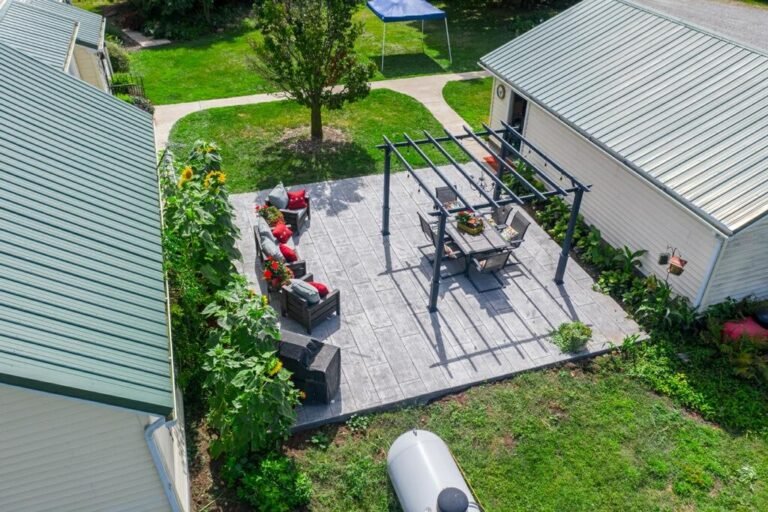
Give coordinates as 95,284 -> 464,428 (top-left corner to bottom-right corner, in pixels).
378,121 -> 590,312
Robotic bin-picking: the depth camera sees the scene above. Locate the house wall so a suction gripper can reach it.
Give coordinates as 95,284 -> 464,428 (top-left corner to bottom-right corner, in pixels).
0,383 -> 171,512
149,386 -> 192,512
488,77 -> 512,131
701,214 -> 768,307
507,101 -> 723,302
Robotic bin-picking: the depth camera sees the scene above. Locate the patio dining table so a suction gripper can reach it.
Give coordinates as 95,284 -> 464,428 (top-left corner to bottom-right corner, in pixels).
444,216 -> 509,271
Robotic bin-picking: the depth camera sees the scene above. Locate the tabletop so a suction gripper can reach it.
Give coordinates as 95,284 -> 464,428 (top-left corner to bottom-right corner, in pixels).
444,218 -> 508,256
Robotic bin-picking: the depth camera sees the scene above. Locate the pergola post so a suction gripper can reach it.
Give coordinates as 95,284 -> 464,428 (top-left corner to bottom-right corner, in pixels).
554,187 -> 584,285
493,125 -> 510,201
382,145 -> 392,236
429,213 -> 448,312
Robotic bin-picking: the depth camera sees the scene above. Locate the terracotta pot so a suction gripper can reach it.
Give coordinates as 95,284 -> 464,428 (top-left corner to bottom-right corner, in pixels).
668,255 -> 687,276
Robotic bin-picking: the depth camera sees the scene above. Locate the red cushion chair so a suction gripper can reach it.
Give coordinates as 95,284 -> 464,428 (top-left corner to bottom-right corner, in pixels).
287,189 -> 308,210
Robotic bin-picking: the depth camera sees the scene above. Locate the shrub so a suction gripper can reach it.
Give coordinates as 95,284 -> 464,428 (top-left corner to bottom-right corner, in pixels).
110,71 -> 135,87
551,321 -> 592,352
223,454 -> 312,511
106,39 -> 131,73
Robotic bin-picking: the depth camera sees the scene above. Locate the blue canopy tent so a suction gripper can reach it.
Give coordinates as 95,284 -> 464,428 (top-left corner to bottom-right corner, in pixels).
367,0 -> 452,71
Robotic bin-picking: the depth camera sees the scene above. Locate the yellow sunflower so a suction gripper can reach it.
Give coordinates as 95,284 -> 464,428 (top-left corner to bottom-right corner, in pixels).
204,171 -> 227,188
178,166 -> 194,187
268,359 -> 283,377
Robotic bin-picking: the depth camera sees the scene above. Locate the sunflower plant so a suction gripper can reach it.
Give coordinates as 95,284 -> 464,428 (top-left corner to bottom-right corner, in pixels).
203,276 -> 298,458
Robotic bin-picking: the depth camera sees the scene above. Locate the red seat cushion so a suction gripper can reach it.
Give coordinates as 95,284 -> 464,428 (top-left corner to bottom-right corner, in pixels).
287,189 -> 308,210
279,243 -> 298,262
308,281 -> 329,298
272,222 -> 293,243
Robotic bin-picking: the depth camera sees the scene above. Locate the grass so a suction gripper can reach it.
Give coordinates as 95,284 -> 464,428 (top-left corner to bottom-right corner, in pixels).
290,362 -> 768,512
131,2 -> 571,104
169,89 -> 467,193
442,77 -> 493,130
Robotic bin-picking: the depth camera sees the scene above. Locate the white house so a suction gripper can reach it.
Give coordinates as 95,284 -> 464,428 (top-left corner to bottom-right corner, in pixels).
480,0 -> 768,308
0,0 -> 112,91
0,40 -> 190,511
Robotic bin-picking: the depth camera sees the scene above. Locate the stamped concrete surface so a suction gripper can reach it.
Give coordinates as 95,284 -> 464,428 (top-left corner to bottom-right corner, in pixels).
230,166 -> 641,429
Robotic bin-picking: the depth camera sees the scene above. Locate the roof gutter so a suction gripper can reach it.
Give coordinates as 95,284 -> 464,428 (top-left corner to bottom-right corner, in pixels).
146,417 -> 184,512
693,235 -> 726,309
480,63 -> 734,238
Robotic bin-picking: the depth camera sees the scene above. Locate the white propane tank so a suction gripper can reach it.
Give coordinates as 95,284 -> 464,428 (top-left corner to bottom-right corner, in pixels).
387,430 -> 481,512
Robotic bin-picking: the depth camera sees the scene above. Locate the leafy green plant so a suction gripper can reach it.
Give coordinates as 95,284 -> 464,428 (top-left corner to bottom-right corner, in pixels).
635,276 -> 696,334
346,414 -> 371,434
577,226 -> 616,270
344,456 -> 378,502
106,40 -> 131,73
310,432 -> 330,451
551,321 -> 592,352
222,454 -> 312,511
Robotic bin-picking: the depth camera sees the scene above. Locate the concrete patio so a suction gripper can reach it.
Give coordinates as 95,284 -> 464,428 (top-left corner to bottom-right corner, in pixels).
231,165 -> 641,429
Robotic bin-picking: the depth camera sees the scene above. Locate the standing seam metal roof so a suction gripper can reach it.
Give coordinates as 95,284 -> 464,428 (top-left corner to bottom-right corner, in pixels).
480,0 -> 768,234
0,41 -> 173,415
19,0 -> 104,48
0,1 -> 77,69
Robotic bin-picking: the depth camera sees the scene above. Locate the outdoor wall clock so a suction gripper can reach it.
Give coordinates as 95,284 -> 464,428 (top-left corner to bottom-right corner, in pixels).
496,84 -> 506,100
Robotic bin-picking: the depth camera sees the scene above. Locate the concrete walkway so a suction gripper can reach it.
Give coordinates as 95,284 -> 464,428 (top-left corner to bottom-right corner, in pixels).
153,70 -> 489,149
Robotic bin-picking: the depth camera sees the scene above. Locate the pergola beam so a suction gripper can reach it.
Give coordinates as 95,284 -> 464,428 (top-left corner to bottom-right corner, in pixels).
482,122 -> 568,196
442,129 -> 524,205
422,130 -> 500,211
500,120 -> 589,190
462,126 -> 547,201
402,133 -> 477,212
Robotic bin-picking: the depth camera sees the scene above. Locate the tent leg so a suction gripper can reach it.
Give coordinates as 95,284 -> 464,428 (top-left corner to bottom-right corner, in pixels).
381,23 -> 386,72
444,18 -> 452,64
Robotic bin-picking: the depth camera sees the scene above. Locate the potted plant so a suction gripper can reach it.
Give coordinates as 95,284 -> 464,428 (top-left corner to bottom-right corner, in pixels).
263,257 -> 293,292
256,204 -> 285,227
456,210 -> 484,235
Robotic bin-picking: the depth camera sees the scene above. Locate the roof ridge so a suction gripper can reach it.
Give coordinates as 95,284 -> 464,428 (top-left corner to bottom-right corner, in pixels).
616,0 -> 768,59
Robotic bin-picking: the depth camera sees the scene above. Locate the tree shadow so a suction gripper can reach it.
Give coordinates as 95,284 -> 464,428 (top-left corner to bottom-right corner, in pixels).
373,52 -> 447,78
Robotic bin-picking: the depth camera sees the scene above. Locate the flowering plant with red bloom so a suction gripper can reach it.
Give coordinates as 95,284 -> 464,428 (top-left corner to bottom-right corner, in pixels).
456,210 -> 483,227
263,257 -> 293,285
254,204 -> 285,227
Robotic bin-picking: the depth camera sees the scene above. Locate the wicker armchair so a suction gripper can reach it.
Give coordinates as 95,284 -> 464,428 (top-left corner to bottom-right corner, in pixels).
253,226 -> 307,279
265,195 -> 311,232
281,286 -> 341,334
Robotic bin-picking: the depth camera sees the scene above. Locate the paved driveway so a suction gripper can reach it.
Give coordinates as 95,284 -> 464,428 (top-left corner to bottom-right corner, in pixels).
635,0 -> 768,51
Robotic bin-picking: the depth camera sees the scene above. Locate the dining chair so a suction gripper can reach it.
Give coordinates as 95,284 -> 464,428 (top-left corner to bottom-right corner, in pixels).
469,250 -> 512,291
435,186 -> 458,207
491,203 -> 515,228
417,212 -> 465,276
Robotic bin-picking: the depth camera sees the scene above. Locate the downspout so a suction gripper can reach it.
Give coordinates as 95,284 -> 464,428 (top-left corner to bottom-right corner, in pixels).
146,417 -> 184,512
694,235 -> 727,309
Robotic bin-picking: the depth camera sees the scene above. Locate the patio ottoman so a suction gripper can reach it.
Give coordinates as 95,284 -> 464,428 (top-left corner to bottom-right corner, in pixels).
279,330 -> 341,404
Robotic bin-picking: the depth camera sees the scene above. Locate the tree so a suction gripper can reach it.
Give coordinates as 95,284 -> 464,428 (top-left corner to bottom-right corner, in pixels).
251,0 -> 375,140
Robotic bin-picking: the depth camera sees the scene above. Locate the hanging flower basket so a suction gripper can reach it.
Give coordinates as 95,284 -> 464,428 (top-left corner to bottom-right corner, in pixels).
668,255 -> 687,276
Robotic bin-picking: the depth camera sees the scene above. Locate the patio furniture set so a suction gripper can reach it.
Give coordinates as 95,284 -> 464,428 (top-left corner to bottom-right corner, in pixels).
420,186 -> 531,291
253,183 -> 341,334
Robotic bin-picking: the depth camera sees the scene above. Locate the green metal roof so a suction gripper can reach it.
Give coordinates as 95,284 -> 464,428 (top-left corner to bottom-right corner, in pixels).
0,41 -> 174,415
0,1 -> 77,69
20,0 -> 104,49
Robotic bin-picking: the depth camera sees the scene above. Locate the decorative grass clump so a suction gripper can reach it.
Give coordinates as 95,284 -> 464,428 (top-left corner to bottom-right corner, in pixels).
551,321 -> 592,352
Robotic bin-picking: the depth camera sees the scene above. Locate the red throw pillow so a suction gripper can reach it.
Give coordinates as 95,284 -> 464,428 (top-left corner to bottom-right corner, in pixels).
279,243 -> 298,262
308,281 -> 329,298
287,189 -> 308,210
272,222 -> 293,243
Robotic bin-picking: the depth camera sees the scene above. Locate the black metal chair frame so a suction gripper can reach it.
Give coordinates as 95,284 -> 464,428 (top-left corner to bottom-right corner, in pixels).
468,249 -> 513,292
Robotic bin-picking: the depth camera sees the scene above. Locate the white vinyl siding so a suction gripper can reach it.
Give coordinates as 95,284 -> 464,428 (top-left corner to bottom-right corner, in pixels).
512,102 -> 722,301
488,78 -> 511,131
702,215 -> 768,307
0,384 -> 170,512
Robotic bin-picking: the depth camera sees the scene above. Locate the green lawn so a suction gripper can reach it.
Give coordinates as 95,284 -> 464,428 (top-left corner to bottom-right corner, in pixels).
132,2 -> 570,104
169,89 -> 467,193
443,77 -> 493,130
291,363 -> 768,512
